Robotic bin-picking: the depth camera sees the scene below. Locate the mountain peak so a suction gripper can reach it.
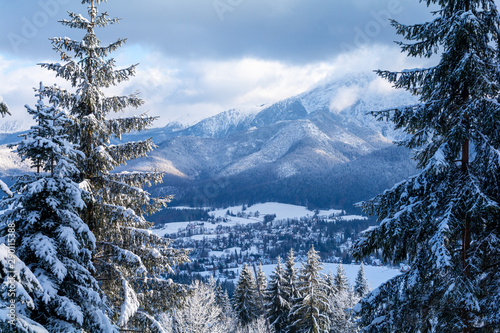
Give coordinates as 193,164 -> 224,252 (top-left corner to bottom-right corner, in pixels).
172,72 -> 416,141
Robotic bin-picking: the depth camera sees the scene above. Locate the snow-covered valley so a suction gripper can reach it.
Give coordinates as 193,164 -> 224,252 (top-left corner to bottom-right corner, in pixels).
152,202 -> 399,291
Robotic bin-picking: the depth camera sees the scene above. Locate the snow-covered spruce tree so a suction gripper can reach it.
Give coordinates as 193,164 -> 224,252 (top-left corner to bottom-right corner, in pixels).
266,256 -> 289,333
352,0 -> 500,331
329,265 -> 357,333
37,0 -> 190,330
325,270 -> 335,297
255,262 -> 268,315
354,264 -> 369,299
333,264 -> 349,295
289,246 -> 330,333
0,244 -> 45,332
214,280 -> 236,327
169,279 -> 229,333
234,264 -> 259,326
0,84 -> 115,332
283,248 -> 300,333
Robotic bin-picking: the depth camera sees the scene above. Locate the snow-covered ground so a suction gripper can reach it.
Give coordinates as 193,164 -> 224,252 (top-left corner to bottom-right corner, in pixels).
152,202 -> 365,237
339,215 -> 368,221
153,202 -> 400,289
152,202 -> 397,289
212,202 -> 344,221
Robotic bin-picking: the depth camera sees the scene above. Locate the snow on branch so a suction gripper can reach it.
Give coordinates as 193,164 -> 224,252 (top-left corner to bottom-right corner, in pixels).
117,278 -> 139,328
0,180 -> 13,198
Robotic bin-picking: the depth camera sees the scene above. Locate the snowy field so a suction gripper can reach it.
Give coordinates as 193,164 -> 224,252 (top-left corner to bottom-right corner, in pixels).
211,202 -> 345,221
150,202 -> 397,289
152,202 -> 366,237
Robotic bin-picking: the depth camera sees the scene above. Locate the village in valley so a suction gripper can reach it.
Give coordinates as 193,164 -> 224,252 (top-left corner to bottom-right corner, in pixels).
152,203 -> 402,291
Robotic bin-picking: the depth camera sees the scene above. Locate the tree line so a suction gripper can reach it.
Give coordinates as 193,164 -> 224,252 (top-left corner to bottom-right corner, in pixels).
159,247 -> 369,333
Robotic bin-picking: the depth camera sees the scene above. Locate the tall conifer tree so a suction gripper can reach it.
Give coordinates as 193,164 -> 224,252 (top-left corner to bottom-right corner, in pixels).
289,247 -> 330,333
0,84 -> 114,332
354,264 -> 369,299
330,265 -> 357,333
266,256 -> 289,333
214,281 -> 235,326
283,248 -> 300,333
234,264 -> 259,326
352,0 -> 500,331
37,0 -> 189,330
255,262 -> 268,316
333,264 -> 349,295
324,270 -> 335,298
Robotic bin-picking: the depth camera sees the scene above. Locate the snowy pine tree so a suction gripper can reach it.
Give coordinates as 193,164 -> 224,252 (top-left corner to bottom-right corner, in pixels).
354,264 -> 369,299
37,0 -> 190,330
266,256 -> 289,333
214,280 -> 236,328
169,279 -> 230,333
333,264 -> 349,295
0,243 -> 46,332
324,271 -> 337,333
325,270 -> 335,298
289,246 -> 330,333
329,265 -> 357,333
234,264 -> 259,326
255,262 -> 268,316
283,248 -> 300,333
352,0 -> 500,331
0,84 -> 114,332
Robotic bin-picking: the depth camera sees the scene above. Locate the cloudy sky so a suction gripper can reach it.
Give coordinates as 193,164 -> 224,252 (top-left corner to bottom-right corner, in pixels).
0,0 -> 443,128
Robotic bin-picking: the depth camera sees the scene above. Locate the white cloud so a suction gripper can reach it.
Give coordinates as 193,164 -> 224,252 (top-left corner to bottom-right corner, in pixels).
101,51 -> 343,126
329,86 -> 361,113
0,55 -> 68,128
0,43 -> 432,129
367,77 -> 397,95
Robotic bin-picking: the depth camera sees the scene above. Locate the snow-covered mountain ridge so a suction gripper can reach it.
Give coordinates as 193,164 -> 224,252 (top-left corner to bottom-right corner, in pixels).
0,120 -> 32,134
0,72 -> 418,208
122,72 -> 418,208
166,72 -> 414,142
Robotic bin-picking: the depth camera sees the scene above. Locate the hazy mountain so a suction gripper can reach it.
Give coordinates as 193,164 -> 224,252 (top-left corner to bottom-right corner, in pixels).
0,120 -> 31,134
121,72 -> 419,210
0,72 -> 419,209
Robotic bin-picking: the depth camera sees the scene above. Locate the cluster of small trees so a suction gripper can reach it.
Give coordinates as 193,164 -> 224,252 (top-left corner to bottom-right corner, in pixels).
157,247 -> 369,333
229,247 -> 368,333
